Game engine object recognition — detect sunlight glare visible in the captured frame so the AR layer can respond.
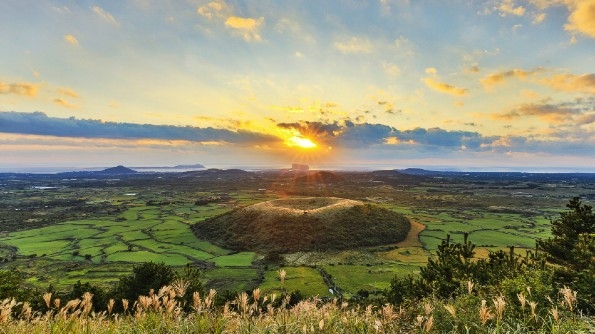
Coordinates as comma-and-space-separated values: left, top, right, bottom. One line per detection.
287, 135, 318, 149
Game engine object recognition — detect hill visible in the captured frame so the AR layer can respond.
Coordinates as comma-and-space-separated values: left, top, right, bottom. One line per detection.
100, 165, 138, 174
192, 197, 410, 253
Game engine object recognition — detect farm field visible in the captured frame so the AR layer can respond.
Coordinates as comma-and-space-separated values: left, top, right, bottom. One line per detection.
1, 168, 594, 297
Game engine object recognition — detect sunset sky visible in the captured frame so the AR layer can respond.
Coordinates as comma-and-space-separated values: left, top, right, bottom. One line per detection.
1, 0, 595, 171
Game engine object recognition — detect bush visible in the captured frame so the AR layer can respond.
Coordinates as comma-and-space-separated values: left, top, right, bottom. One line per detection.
112, 262, 175, 302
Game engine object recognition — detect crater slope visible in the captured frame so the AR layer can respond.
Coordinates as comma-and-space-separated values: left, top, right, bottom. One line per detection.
192, 197, 410, 253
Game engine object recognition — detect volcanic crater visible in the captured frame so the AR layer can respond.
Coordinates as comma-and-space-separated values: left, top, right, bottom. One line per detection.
192, 197, 411, 253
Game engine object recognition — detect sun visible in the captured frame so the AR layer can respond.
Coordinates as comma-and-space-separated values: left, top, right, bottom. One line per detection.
287, 135, 317, 149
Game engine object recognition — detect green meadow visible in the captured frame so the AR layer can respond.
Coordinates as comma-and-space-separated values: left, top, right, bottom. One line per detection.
0, 170, 576, 297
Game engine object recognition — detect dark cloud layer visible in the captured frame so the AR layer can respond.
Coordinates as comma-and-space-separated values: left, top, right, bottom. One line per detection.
0, 111, 278, 144
3, 112, 595, 159
277, 121, 342, 137
277, 120, 495, 149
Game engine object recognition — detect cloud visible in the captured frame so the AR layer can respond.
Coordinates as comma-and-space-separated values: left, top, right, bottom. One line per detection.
576, 112, 595, 125
58, 87, 79, 98
425, 67, 438, 75
481, 68, 543, 88
276, 120, 494, 150
277, 121, 343, 138
53, 98, 78, 109
92, 6, 119, 26
224, 16, 265, 42
497, 0, 526, 16
393, 35, 414, 56
532, 12, 546, 24
0, 111, 279, 145
333, 36, 373, 54
275, 18, 316, 44
64, 34, 78, 45
197, 1, 264, 42
481, 67, 595, 94
197, 0, 231, 19
491, 99, 591, 123
564, 0, 595, 38
493, 103, 580, 124
0, 82, 39, 96
423, 78, 468, 96
540, 73, 595, 94
527, 0, 595, 39
383, 62, 400, 76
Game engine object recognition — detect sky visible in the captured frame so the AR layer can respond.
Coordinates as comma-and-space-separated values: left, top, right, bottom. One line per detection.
1, 0, 595, 171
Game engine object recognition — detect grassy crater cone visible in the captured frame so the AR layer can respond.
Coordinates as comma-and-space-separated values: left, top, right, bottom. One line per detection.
192, 197, 410, 253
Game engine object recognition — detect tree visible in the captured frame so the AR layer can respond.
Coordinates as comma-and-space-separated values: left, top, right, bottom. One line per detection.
538, 197, 595, 312
112, 262, 175, 302
0, 269, 23, 299
385, 233, 544, 305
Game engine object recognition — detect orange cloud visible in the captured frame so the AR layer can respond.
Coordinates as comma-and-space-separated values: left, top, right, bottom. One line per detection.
541, 73, 595, 94
497, 0, 526, 16
481, 136, 513, 148
0, 82, 39, 96
492, 103, 579, 123
565, 0, 595, 38
423, 78, 468, 96
383, 136, 415, 145
58, 87, 79, 98
53, 98, 78, 109
224, 16, 264, 42
425, 67, 438, 75
481, 68, 543, 88
576, 112, 595, 125
64, 34, 78, 45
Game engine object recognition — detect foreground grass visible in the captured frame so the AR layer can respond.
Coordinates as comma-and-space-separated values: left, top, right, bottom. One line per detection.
1, 284, 592, 333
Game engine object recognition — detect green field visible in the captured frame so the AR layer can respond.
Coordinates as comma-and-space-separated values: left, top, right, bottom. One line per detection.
0, 196, 554, 292
0, 170, 575, 296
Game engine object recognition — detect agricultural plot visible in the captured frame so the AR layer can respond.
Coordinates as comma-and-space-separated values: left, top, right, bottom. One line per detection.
259, 266, 331, 297
322, 263, 420, 296
204, 267, 260, 292
0, 169, 587, 297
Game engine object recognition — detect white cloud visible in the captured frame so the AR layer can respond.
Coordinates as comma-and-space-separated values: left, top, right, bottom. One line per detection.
92, 6, 119, 26
334, 36, 373, 54
383, 63, 400, 76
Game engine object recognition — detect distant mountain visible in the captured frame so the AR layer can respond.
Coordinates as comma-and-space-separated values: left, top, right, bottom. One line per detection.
100, 165, 138, 174
399, 168, 439, 175
172, 164, 205, 169
133, 164, 205, 170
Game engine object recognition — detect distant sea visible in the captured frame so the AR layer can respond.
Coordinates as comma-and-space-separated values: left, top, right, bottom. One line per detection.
1, 163, 594, 174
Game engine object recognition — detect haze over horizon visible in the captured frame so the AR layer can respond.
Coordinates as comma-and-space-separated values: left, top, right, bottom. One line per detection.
1, 1, 595, 171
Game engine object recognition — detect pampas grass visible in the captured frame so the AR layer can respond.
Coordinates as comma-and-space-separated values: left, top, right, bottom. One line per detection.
0, 286, 592, 333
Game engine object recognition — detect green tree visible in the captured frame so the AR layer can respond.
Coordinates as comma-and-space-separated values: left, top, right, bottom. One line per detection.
385, 234, 544, 305
0, 268, 23, 299
538, 197, 595, 312
112, 262, 175, 302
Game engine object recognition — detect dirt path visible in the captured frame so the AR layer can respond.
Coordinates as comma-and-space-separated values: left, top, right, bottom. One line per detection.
395, 220, 426, 248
